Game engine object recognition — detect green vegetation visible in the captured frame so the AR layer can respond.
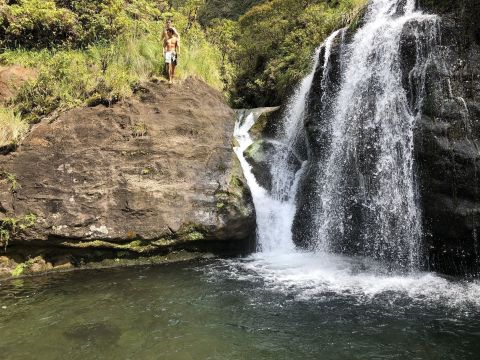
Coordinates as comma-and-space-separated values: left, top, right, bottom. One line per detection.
0, 0, 368, 139
198, 0, 263, 25
0, 106, 28, 148
0, 0, 223, 123
0, 171, 19, 192
0, 213, 37, 251
131, 122, 148, 137
219, 0, 368, 107
11, 258, 35, 277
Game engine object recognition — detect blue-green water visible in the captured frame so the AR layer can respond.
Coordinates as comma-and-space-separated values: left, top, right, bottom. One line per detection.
1, 253, 479, 360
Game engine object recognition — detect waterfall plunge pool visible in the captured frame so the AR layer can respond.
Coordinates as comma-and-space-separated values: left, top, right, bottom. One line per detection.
1, 253, 479, 359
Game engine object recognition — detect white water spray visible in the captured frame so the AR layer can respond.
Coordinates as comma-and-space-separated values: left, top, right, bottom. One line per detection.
314, 0, 439, 269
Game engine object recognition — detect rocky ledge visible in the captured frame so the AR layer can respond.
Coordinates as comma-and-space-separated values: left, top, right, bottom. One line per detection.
0, 78, 255, 277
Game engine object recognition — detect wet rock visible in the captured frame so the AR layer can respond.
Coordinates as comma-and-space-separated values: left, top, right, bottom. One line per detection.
248, 107, 281, 141
28, 257, 54, 273
414, 0, 480, 275
244, 139, 302, 193
51, 255, 74, 270
0, 256, 17, 277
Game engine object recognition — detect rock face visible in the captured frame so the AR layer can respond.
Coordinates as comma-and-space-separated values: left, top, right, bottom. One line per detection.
0, 78, 255, 267
0, 65, 36, 104
245, 139, 302, 193
241, 106, 303, 193
415, 0, 480, 275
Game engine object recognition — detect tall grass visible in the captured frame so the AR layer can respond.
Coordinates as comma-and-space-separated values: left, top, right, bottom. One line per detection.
179, 41, 223, 90
0, 107, 29, 148
1, 32, 223, 122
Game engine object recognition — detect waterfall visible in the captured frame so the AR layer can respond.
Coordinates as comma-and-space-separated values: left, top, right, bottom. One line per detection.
234, 30, 341, 253
313, 0, 438, 270
235, 0, 439, 271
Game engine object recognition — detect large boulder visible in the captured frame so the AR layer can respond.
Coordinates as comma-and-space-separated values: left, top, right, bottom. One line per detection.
0, 78, 255, 266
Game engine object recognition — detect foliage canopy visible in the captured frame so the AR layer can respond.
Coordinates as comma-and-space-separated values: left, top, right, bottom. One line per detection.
0, 0, 368, 121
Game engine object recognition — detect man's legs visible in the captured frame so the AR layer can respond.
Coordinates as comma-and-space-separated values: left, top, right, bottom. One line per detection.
168, 63, 174, 84
171, 63, 176, 81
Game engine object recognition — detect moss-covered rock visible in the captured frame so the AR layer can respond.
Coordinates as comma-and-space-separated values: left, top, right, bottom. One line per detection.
249, 107, 281, 141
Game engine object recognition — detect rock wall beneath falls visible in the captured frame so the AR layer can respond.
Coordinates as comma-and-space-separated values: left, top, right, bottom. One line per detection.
415, 0, 480, 275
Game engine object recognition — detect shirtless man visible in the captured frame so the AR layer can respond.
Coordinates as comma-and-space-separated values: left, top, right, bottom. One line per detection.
164, 28, 180, 84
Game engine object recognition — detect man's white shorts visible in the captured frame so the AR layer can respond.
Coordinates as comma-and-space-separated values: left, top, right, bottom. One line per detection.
165, 51, 176, 64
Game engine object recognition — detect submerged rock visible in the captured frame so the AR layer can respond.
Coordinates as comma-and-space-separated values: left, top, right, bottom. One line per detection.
0, 78, 255, 271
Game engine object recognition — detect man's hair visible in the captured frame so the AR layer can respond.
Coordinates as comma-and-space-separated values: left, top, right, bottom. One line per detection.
167, 28, 174, 34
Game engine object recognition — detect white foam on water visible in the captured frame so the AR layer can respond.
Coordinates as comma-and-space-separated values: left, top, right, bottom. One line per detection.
212, 252, 480, 308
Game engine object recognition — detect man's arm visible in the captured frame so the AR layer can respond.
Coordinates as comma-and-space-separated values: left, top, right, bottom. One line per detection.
176, 39, 180, 56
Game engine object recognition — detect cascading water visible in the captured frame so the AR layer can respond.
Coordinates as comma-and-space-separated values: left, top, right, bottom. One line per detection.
310, 0, 440, 270
234, 109, 297, 253
229, 0, 480, 305
234, 30, 341, 253
236, 0, 439, 269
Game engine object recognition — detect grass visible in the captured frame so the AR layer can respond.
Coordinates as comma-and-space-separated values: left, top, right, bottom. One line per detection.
0, 31, 223, 123
179, 39, 223, 90
0, 33, 223, 149
0, 107, 29, 148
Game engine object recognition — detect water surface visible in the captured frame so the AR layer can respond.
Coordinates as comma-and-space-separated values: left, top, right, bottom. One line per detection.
1, 254, 479, 360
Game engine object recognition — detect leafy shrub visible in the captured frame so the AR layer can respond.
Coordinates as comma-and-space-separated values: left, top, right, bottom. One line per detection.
225, 0, 368, 107
0, 0, 171, 49
0, 213, 37, 251
198, 0, 262, 25
0, 0, 80, 49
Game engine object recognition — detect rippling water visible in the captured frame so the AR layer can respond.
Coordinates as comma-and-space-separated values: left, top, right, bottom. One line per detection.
0, 256, 479, 359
